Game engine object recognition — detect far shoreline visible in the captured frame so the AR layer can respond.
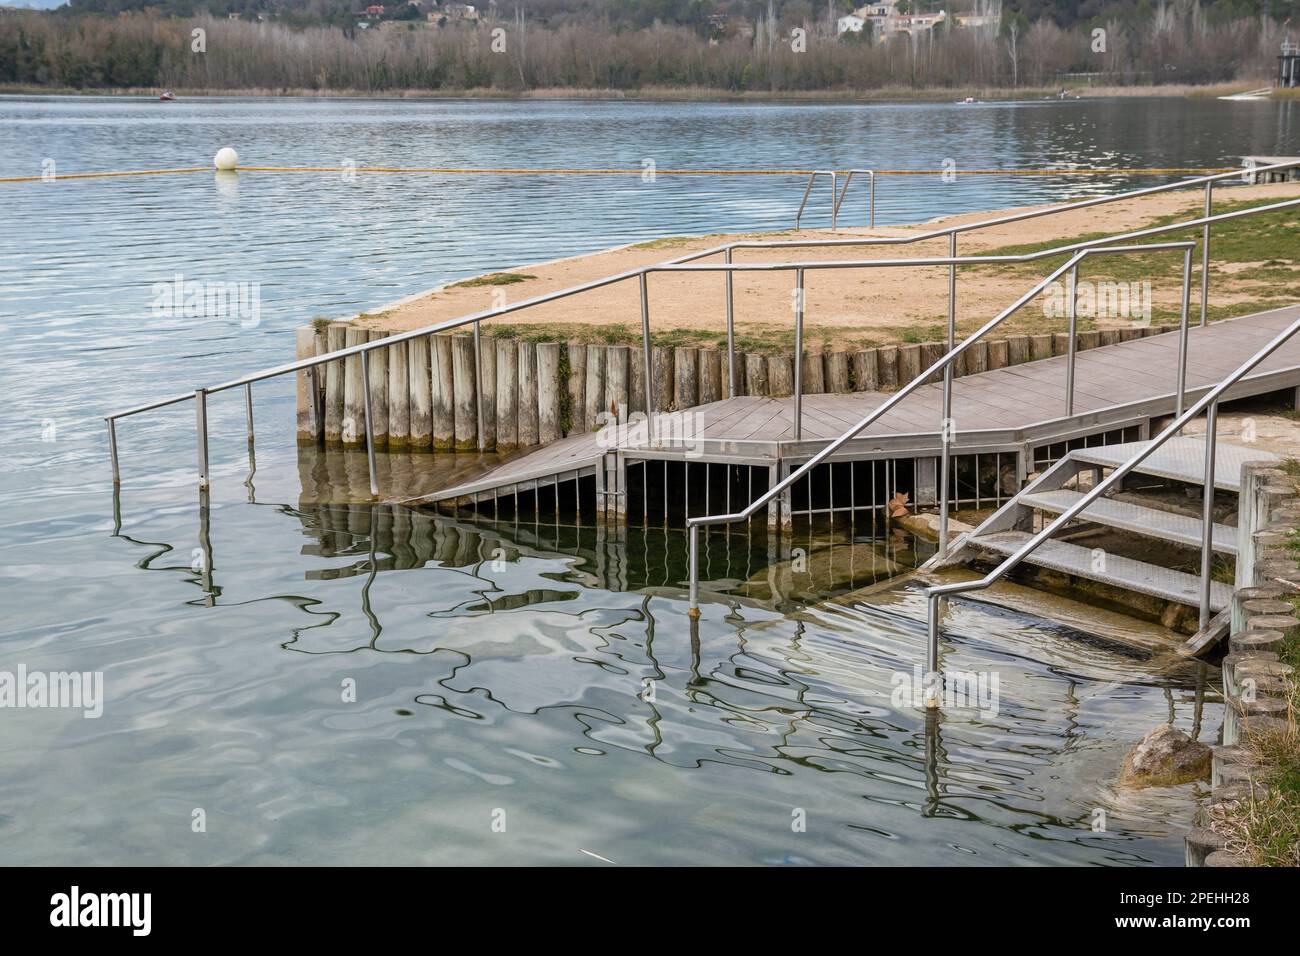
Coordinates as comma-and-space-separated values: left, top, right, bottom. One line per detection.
0, 81, 1288, 103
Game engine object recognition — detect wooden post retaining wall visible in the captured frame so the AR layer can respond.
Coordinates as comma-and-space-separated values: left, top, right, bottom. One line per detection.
297, 323, 1179, 452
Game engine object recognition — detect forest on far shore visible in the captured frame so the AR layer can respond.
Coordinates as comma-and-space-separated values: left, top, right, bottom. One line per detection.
1, 0, 1295, 93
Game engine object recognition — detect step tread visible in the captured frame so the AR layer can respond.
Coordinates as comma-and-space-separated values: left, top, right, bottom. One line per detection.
969, 529, 1233, 611
1018, 489, 1238, 556
1067, 437, 1277, 492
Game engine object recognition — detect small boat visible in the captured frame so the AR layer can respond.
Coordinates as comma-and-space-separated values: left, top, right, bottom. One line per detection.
960, 96, 977, 104
159, 90, 176, 102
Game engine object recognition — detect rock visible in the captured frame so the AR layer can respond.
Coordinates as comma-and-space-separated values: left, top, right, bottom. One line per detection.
1120, 724, 1212, 788
893, 512, 974, 541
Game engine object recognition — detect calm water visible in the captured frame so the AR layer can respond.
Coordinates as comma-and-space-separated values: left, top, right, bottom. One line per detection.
2, 95, 1291, 865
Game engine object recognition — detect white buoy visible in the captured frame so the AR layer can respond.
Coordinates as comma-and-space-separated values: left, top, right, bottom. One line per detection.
213, 147, 238, 171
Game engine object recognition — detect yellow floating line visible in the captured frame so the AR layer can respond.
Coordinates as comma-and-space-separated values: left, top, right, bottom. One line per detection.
0, 167, 209, 183
0, 165, 1238, 184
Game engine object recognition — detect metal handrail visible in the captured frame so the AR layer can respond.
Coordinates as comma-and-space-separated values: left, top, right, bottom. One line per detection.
681, 240, 1199, 617
834, 169, 876, 229
921, 307, 1300, 705
105, 164, 1299, 499
793, 168, 876, 230
794, 170, 837, 230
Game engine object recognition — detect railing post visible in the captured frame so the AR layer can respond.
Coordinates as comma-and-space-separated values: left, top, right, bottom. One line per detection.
724, 248, 736, 398
473, 319, 485, 451
194, 387, 209, 490
830, 172, 838, 230
868, 171, 875, 228
793, 267, 805, 441
1176, 246, 1193, 416
938, 232, 956, 554
925, 593, 941, 709
640, 271, 657, 445
1200, 180, 1212, 327
107, 418, 120, 484
244, 382, 254, 447
360, 350, 379, 499
1065, 262, 1078, 415
795, 174, 816, 230
1198, 400, 1219, 631
687, 523, 701, 619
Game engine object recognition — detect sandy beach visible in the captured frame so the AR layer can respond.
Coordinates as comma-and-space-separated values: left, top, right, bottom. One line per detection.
355, 180, 1300, 352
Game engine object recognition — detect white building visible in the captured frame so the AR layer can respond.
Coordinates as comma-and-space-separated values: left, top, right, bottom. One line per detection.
837, 14, 866, 34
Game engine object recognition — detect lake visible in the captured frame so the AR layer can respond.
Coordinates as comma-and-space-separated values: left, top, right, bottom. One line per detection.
1, 94, 1290, 865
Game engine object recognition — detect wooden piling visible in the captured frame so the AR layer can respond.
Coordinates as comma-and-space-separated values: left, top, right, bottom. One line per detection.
877, 346, 899, 390
699, 348, 722, 405
745, 352, 768, 396
898, 344, 922, 385
1030, 333, 1053, 361
965, 341, 988, 376
825, 352, 850, 393
733, 351, 748, 397
851, 349, 878, 392
1052, 332, 1070, 356
651, 346, 674, 414
296, 326, 320, 443
1007, 335, 1030, 365
451, 334, 478, 450
801, 351, 825, 394
409, 335, 432, 450
495, 338, 518, 451
767, 355, 794, 397
324, 323, 347, 445
628, 346, 647, 414
387, 336, 410, 450
367, 330, 389, 448
537, 342, 562, 444
1099, 329, 1121, 347
606, 345, 630, 422
584, 344, 606, 429
431, 334, 455, 451
674, 347, 699, 409
518, 341, 539, 447
987, 339, 1009, 370
567, 343, 586, 436
1078, 330, 1101, 351
919, 342, 944, 384
343, 327, 368, 447
479, 334, 496, 451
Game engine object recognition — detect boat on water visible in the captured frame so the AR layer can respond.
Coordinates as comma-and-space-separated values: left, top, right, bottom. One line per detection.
159, 90, 176, 102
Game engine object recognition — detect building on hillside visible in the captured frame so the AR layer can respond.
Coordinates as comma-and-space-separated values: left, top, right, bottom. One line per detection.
837, 14, 866, 34
443, 3, 479, 20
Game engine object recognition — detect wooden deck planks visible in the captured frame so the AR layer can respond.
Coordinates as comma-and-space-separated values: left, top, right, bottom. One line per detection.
408, 305, 1300, 504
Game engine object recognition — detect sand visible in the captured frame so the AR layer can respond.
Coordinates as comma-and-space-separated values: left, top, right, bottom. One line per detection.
356, 181, 1300, 350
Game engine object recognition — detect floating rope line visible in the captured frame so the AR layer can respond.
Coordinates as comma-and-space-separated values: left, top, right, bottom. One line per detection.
0, 165, 1239, 184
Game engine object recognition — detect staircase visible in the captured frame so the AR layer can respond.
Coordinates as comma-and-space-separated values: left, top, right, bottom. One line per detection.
927, 437, 1279, 623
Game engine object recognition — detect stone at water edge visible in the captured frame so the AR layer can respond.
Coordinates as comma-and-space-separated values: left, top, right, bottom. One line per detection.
1119, 724, 1212, 788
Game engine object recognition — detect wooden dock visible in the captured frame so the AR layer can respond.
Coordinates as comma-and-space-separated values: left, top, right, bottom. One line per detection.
402, 304, 1300, 525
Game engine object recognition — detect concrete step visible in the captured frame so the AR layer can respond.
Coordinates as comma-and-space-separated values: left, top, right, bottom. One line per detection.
1018, 489, 1238, 556
1067, 437, 1278, 493
969, 529, 1233, 611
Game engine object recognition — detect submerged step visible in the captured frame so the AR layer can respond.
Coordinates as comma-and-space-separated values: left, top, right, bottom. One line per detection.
1018, 489, 1237, 556
969, 529, 1233, 611
1067, 437, 1277, 492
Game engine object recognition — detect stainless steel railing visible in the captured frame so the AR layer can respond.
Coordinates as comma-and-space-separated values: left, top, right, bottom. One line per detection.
106, 163, 1299, 505
921, 308, 1300, 705
681, 239, 1199, 617
794, 168, 876, 230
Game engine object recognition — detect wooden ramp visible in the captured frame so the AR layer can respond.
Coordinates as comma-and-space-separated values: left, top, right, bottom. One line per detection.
401, 304, 1300, 513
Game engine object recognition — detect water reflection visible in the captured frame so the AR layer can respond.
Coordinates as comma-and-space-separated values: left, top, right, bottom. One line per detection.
90, 442, 1220, 864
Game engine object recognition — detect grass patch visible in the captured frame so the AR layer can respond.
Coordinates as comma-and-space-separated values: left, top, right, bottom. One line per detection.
449, 272, 536, 288
1209, 697, 1300, 866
